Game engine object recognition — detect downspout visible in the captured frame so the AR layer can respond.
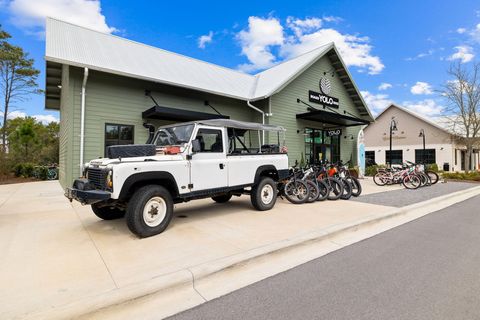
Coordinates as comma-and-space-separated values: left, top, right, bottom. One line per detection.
247, 100, 265, 145
80, 67, 89, 177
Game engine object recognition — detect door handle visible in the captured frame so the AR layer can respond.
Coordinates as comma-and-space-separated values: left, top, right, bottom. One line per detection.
219, 163, 225, 169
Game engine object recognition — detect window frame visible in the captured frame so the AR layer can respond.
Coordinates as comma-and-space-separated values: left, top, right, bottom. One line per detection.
194, 128, 224, 153
414, 149, 436, 164
385, 150, 403, 165
104, 123, 135, 156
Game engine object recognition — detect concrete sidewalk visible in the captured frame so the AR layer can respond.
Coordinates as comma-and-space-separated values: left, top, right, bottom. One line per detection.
0, 180, 478, 319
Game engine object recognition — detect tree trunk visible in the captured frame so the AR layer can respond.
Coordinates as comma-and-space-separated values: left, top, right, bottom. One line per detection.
465, 147, 472, 172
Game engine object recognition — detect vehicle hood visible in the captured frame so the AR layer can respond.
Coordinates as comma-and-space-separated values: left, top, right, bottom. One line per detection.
88, 154, 184, 167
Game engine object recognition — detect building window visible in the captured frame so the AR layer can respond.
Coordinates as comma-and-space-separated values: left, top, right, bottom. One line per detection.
365, 151, 375, 165
385, 150, 403, 165
415, 149, 436, 164
195, 128, 223, 152
105, 124, 134, 155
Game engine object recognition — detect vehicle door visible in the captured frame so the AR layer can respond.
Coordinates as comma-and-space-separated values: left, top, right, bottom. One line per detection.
189, 126, 228, 191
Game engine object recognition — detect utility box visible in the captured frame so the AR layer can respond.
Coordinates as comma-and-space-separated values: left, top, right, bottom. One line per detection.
443, 162, 450, 172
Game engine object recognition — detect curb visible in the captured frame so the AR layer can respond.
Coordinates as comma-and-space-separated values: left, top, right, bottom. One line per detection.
27, 185, 480, 320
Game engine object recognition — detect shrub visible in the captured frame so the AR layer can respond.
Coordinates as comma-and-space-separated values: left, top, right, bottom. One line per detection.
13, 163, 24, 177
365, 165, 378, 176
427, 163, 439, 172
22, 163, 35, 178
442, 171, 480, 181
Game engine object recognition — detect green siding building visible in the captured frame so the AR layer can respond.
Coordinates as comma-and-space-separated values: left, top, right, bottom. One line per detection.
44, 18, 374, 189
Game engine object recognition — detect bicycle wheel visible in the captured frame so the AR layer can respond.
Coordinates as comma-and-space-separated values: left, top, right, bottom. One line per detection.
316, 179, 329, 202
326, 178, 344, 200
340, 179, 353, 200
418, 172, 431, 187
305, 180, 320, 203
284, 180, 309, 204
373, 172, 388, 186
402, 174, 421, 189
427, 171, 439, 185
346, 176, 362, 197
47, 169, 58, 180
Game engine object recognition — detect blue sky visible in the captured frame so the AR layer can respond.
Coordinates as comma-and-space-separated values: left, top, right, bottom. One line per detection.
0, 0, 479, 123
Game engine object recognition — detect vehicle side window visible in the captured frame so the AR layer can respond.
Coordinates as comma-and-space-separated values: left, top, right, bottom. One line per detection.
195, 129, 223, 153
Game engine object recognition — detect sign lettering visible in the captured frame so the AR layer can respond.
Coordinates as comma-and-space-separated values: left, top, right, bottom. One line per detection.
308, 90, 339, 108
326, 129, 342, 137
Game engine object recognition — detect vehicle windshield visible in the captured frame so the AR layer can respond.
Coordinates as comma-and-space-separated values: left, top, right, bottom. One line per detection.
153, 124, 194, 147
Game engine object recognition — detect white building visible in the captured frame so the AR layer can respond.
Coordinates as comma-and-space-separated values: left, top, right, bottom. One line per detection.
364, 104, 480, 171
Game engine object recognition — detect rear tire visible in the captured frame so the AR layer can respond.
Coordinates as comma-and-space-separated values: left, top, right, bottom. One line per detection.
251, 177, 277, 211
126, 185, 174, 238
340, 179, 353, 200
212, 194, 232, 203
346, 177, 362, 197
326, 178, 343, 200
427, 171, 439, 185
91, 204, 125, 220
316, 179, 329, 201
306, 180, 320, 203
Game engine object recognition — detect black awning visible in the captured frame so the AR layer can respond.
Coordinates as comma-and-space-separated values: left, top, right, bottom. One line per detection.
296, 108, 370, 128
142, 106, 229, 121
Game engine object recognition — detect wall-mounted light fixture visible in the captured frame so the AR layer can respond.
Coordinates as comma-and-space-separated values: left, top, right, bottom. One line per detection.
323, 68, 335, 77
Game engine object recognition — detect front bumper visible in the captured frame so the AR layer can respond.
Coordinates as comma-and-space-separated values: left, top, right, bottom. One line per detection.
65, 178, 111, 205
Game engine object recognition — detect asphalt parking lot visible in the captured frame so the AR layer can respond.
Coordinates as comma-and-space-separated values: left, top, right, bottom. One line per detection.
352, 181, 475, 207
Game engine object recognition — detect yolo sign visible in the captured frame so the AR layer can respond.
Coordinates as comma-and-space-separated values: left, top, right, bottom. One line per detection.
325, 129, 342, 137
308, 90, 339, 108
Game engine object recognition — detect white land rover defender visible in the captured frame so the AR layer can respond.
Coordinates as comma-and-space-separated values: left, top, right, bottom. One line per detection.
66, 119, 289, 238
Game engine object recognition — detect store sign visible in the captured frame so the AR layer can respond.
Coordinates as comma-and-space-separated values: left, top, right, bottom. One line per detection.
325, 129, 342, 137
308, 90, 340, 108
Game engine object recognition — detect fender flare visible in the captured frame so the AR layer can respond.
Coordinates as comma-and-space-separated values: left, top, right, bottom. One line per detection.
254, 165, 278, 184
118, 171, 179, 200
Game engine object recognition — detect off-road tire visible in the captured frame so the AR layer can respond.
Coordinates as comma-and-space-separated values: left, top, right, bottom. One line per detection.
326, 177, 344, 200
91, 204, 125, 220
306, 180, 320, 203
251, 177, 277, 211
283, 180, 309, 204
316, 179, 329, 201
340, 178, 353, 200
126, 185, 174, 238
212, 194, 232, 203
346, 176, 362, 197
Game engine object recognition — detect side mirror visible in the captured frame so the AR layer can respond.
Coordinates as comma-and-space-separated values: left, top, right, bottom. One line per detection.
191, 139, 201, 153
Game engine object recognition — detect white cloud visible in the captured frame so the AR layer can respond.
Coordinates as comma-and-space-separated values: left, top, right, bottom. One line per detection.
378, 82, 392, 90
34, 114, 59, 124
360, 91, 393, 115
198, 31, 213, 49
405, 49, 434, 61
448, 45, 474, 63
457, 28, 466, 34
235, 16, 384, 74
281, 28, 384, 74
471, 23, 480, 43
6, 0, 116, 37
2, 110, 59, 124
410, 81, 433, 95
236, 16, 284, 72
286, 16, 322, 37
403, 99, 444, 117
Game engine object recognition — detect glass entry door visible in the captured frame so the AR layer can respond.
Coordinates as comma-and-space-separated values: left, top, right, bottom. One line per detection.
304, 128, 340, 164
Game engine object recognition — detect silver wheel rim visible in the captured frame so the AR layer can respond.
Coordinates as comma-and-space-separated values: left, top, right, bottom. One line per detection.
261, 184, 274, 204
143, 196, 167, 227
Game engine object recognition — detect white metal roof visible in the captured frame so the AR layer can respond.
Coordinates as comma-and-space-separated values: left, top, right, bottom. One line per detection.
45, 17, 369, 117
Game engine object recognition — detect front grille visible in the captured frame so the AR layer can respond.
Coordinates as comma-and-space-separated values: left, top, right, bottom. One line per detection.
88, 168, 107, 189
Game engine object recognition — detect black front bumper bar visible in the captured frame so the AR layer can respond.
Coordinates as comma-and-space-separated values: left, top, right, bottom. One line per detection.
65, 179, 111, 205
